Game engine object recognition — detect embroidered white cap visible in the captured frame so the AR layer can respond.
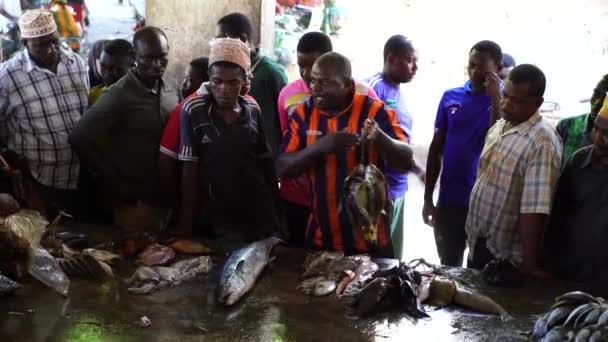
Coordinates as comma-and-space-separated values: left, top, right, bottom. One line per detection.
19, 10, 58, 39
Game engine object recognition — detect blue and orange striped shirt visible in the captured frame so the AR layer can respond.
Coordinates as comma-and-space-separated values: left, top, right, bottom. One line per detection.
280, 93, 409, 255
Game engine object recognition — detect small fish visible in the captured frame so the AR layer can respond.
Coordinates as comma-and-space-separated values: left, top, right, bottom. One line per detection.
168, 239, 212, 255
542, 327, 566, 342
452, 285, 510, 321
57, 253, 113, 280
597, 309, 608, 326
314, 280, 337, 296
575, 327, 591, 342
297, 276, 327, 295
137, 244, 175, 266
336, 270, 355, 296
532, 316, 547, 341
545, 305, 575, 331
83, 249, 121, 266
0, 273, 21, 295
556, 291, 599, 306
341, 261, 379, 298
217, 237, 282, 306
127, 256, 212, 295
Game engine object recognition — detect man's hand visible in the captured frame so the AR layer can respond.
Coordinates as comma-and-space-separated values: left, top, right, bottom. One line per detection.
422, 200, 436, 227
315, 129, 359, 154
484, 72, 502, 99
362, 118, 381, 141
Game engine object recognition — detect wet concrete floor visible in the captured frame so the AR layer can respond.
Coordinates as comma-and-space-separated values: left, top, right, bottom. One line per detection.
0, 223, 588, 342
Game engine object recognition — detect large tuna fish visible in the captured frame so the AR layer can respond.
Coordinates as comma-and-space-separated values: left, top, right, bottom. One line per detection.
217, 237, 282, 306
341, 161, 390, 246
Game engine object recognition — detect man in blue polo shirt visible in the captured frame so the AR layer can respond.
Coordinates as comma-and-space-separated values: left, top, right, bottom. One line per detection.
366, 34, 424, 260
422, 40, 503, 267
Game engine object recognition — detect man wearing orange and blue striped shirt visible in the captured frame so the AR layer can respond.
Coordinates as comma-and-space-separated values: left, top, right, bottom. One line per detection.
277, 52, 414, 256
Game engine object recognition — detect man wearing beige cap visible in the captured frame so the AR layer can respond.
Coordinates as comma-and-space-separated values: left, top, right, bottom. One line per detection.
0, 9, 89, 217
70, 26, 179, 227
172, 38, 282, 243
544, 94, 608, 286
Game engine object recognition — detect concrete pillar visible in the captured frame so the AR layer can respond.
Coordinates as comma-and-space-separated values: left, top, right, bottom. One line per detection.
146, 0, 276, 80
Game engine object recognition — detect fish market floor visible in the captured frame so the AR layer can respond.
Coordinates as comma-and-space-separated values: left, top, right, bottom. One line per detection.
0, 224, 585, 342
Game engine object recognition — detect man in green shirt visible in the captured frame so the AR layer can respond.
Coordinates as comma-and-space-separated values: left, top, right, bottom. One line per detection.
556, 74, 608, 162
70, 27, 179, 217
88, 39, 134, 105
216, 12, 288, 157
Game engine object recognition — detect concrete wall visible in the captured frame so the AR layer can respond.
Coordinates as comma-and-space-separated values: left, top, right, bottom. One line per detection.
146, 0, 275, 80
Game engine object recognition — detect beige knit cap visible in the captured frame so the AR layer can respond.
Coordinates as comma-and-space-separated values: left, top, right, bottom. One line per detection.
19, 10, 57, 39
208, 38, 251, 73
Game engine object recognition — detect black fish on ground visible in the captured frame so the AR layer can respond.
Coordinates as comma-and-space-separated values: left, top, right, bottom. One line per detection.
0, 273, 20, 295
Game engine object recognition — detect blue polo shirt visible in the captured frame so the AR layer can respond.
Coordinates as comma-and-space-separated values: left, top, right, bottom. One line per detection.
366, 73, 413, 200
435, 81, 493, 207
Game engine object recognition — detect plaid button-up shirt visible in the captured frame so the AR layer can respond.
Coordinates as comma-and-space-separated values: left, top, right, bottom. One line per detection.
465, 113, 562, 264
0, 49, 89, 189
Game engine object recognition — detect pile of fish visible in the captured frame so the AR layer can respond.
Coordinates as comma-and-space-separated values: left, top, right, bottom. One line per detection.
298, 253, 510, 320
341, 159, 390, 246
217, 237, 283, 306
531, 291, 608, 342
126, 256, 213, 295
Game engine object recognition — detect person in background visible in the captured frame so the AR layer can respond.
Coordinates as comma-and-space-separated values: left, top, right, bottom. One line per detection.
366, 34, 424, 260
499, 53, 516, 81
423, 40, 503, 267
544, 95, 608, 286
181, 57, 209, 99
556, 74, 608, 163
70, 27, 179, 228
0, 0, 24, 31
0, 10, 89, 217
217, 12, 288, 158
466, 64, 562, 279
88, 39, 134, 105
277, 31, 377, 245
175, 38, 281, 243
277, 52, 414, 256
159, 57, 210, 215
87, 39, 109, 88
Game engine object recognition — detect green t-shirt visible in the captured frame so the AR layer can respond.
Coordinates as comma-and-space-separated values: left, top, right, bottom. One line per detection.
249, 56, 288, 158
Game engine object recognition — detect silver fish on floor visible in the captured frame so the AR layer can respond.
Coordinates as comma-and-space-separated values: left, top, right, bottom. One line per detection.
126, 256, 213, 295
217, 237, 283, 306
0, 273, 21, 295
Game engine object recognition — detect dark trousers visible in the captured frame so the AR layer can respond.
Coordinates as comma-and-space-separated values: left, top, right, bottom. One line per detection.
33, 180, 86, 220
433, 203, 468, 267
467, 238, 494, 270
281, 199, 310, 247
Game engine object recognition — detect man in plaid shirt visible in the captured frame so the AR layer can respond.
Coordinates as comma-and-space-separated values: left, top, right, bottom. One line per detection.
465, 64, 562, 279
0, 10, 88, 215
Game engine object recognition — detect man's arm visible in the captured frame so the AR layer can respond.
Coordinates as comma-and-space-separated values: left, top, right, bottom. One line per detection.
485, 72, 502, 126
171, 103, 201, 237
422, 129, 446, 226
519, 213, 550, 278
363, 119, 413, 173
519, 140, 562, 278
175, 161, 198, 237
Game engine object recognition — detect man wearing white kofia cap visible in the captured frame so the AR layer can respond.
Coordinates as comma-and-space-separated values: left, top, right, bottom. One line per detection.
0, 9, 89, 217
171, 38, 283, 242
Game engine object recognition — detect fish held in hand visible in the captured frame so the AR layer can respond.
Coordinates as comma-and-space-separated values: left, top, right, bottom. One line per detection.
341, 163, 389, 246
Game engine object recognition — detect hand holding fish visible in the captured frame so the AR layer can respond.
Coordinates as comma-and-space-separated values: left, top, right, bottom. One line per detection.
315, 129, 359, 154
361, 119, 380, 142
